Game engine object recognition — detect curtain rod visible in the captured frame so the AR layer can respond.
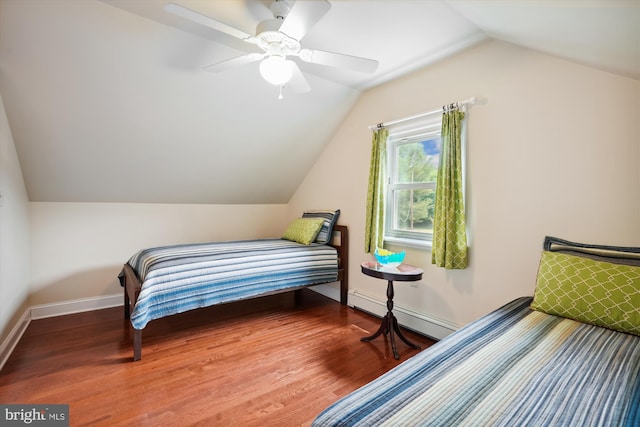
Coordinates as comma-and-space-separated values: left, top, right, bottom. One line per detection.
368, 96, 486, 130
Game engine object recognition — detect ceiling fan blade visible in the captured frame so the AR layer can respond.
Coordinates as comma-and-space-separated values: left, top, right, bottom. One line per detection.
203, 54, 263, 73
288, 61, 311, 93
164, 3, 253, 41
278, 0, 331, 41
299, 49, 378, 73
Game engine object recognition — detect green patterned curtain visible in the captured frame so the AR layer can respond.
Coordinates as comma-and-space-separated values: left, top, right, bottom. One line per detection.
364, 127, 388, 253
432, 109, 468, 269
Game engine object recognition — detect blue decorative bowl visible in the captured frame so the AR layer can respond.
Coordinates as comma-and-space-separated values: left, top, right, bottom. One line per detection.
374, 249, 406, 269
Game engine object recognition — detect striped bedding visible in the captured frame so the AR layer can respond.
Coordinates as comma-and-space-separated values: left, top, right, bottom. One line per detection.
127, 239, 338, 330
312, 297, 640, 427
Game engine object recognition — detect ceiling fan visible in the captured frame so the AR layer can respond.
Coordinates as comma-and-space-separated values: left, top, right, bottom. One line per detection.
164, 0, 379, 94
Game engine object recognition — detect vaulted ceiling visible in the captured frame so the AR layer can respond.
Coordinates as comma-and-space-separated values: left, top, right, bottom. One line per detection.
1, 0, 638, 204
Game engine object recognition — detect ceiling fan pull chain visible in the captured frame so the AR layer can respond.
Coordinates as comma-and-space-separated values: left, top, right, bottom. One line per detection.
279, 85, 284, 100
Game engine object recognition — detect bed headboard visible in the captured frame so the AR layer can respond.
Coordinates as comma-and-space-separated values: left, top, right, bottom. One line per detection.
544, 236, 640, 266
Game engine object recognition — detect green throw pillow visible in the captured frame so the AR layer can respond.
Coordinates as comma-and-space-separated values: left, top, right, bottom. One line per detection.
282, 218, 325, 245
531, 251, 640, 335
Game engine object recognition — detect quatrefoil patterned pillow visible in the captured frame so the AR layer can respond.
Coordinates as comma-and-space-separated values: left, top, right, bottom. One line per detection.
531, 250, 640, 335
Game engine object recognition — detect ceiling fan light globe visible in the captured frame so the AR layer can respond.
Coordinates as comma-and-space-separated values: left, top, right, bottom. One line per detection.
259, 56, 294, 85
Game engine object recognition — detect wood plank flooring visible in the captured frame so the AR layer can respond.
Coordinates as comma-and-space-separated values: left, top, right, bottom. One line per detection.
0, 289, 435, 426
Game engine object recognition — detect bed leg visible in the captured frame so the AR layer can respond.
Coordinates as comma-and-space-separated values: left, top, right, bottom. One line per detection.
340, 281, 348, 306
124, 287, 131, 320
134, 329, 142, 361
338, 226, 348, 306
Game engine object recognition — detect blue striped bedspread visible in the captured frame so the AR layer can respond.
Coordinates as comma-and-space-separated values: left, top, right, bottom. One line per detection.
127, 239, 338, 330
313, 297, 640, 427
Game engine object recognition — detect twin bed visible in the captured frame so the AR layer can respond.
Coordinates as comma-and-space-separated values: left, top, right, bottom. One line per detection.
120, 223, 639, 426
313, 236, 639, 426
119, 210, 347, 361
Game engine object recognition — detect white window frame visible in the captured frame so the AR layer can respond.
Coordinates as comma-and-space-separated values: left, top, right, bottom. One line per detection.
384, 114, 443, 249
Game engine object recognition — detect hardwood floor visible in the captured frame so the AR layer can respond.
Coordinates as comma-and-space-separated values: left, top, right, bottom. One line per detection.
0, 289, 435, 426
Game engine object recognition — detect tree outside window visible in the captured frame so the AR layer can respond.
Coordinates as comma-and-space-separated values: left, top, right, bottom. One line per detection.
386, 135, 441, 245
397, 139, 439, 232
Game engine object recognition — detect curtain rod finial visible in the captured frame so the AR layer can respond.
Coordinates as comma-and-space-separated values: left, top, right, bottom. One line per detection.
471, 96, 488, 106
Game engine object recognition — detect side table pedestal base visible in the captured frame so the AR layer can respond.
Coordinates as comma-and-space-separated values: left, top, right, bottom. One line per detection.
360, 279, 421, 360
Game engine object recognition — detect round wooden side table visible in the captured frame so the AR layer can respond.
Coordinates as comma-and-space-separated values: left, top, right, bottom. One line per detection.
360, 261, 423, 360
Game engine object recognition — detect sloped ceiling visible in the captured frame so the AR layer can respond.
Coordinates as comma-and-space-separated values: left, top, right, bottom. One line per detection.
0, 0, 638, 204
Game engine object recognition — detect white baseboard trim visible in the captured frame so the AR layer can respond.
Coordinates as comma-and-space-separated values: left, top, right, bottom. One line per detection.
30, 293, 123, 320
348, 289, 460, 340
309, 282, 342, 302
0, 308, 31, 372
1, 293, 124, 371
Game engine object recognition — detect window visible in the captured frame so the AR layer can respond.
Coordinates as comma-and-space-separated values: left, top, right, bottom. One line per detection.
384, 114, 442, 247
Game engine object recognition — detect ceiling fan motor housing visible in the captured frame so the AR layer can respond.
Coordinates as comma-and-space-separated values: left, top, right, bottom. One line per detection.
255, 20, 301, 56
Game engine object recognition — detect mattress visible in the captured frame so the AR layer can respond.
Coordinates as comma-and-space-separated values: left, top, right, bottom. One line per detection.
312, 297, 640, 427
127, 238, 338, 330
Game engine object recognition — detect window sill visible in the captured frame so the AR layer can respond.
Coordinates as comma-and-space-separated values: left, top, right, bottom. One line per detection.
384, 236, 432, 251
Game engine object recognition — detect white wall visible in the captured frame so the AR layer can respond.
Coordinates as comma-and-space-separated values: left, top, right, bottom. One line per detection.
288, 40, 640, 332
29, 203, 289, 305
0, 94, 30, 343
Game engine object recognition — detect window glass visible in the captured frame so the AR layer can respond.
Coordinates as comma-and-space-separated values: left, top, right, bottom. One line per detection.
385, 123, 442, 246
396, 138, 439, 183
393, 188, 436, 235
